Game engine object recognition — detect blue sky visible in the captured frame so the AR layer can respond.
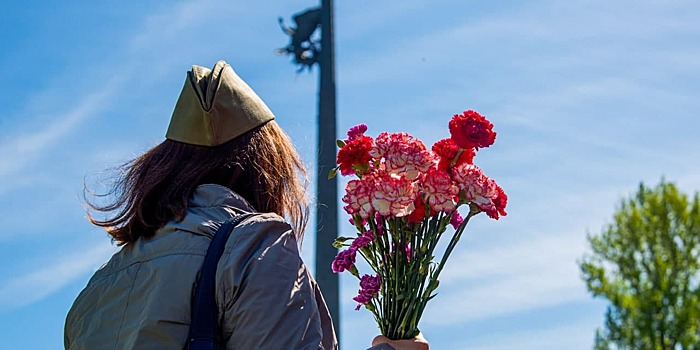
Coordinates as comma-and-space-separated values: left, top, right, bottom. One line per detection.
1, 0, 699, 349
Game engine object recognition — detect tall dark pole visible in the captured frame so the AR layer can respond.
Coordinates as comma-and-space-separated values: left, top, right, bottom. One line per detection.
316, 0, 340, 340
275, 1, 339, 342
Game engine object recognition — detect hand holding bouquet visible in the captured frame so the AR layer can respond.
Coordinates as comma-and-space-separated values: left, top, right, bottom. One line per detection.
330, 110, 507, 340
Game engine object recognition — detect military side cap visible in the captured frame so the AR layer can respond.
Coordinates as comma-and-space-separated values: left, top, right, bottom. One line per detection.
166, 60, 275, 146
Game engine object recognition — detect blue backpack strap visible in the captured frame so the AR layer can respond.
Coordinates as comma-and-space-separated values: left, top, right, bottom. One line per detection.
187, 213, 255, 350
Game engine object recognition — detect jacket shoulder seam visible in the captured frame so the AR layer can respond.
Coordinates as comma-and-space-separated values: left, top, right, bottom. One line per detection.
96, 250, 207, 277
113, 263, 142, 350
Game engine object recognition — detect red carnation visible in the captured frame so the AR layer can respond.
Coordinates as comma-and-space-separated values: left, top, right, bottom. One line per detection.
337, 135, 373, 176
448, 110, 496, 150
432, 138, 475, 171
406, 197, 436, 224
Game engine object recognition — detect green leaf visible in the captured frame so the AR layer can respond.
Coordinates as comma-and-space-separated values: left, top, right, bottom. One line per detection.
328, 166, 338, 179
336, 139, 346, 148
332, 236, 354, 248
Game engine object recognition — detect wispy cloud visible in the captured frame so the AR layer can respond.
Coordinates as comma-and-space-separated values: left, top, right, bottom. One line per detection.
0, 242, 117, 310
0, 0, 236, 195
424, 233, 589, 325
1, 0, 698, 349
128, 0, 216, 52
0, 79, 122, 194
338, 0, 700, 94
464, 318, 598, 350
0, 0, 238, 302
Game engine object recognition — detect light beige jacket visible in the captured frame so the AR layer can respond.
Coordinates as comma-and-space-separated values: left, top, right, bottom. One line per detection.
65, 184, 338, 350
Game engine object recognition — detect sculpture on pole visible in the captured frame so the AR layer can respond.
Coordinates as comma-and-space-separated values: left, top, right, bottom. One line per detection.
277, 8, 321, 72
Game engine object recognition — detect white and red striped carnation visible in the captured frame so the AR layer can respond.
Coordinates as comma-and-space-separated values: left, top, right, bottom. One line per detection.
451, 163, 507, 219
423, 168, 459, 212
370, 132, 434, 180
342, 179, 373, 220
369, 171, 418, 217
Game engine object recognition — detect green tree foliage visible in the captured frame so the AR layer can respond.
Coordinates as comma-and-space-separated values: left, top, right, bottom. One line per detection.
580, 181, 700, 350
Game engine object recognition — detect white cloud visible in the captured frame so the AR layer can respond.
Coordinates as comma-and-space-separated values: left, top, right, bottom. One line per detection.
335, 0, 436, 40
0, 242, 117, 310
464, 319, 597, 350
0, 0, 243, 195
1, 0, 699, 349
128, 0, 217, 52
0, 0, 250, 298
424, 234, 590, 325
0, 81, 120, 180
338, 0, 700, 89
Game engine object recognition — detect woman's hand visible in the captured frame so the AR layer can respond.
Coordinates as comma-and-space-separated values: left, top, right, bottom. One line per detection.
372, 333, 429, 350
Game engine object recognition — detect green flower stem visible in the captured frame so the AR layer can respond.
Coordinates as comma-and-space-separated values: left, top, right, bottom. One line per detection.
432, 211, 477, 287
392, 217, 402, 338
375, 216, 394, 336
358, 250, 379, 277
367, 215, 387, 327
361, 207, 474, 340
449, 148, 464, 169
409, 213, 447, 335
402, 215, 433, 335
397, 223, 414, 337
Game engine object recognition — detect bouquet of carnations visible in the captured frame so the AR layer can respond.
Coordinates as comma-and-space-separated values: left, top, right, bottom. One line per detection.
330, 110, 507, 340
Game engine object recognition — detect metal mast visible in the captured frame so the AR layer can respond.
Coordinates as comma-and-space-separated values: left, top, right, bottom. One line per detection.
276, 0, 340, 340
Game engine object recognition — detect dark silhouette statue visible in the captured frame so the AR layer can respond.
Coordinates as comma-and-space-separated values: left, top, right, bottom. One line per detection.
277, 8, 321, 72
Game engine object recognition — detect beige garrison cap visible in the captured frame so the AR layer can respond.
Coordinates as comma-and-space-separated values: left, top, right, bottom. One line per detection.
166, 60, 275, 146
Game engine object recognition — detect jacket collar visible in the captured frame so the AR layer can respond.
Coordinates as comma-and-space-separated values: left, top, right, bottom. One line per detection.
188, 183, 256, 211
158, 184, 256, 238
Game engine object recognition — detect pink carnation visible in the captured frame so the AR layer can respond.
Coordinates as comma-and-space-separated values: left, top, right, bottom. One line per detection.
353, 274, 381, 310
342, 179, 373, 220
332, 248, 357, 273
351, 230, 375, 250
374, 213, 385, 236
450, 211, 464, 229
451, 163, 508, 220
345, 124, 368, 142
423, 168, 459, 212
348, 216, 368, 227
369, 171, 418, 217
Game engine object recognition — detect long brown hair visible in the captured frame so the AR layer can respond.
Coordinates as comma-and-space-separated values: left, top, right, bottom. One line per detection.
86, 121, 309, 245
